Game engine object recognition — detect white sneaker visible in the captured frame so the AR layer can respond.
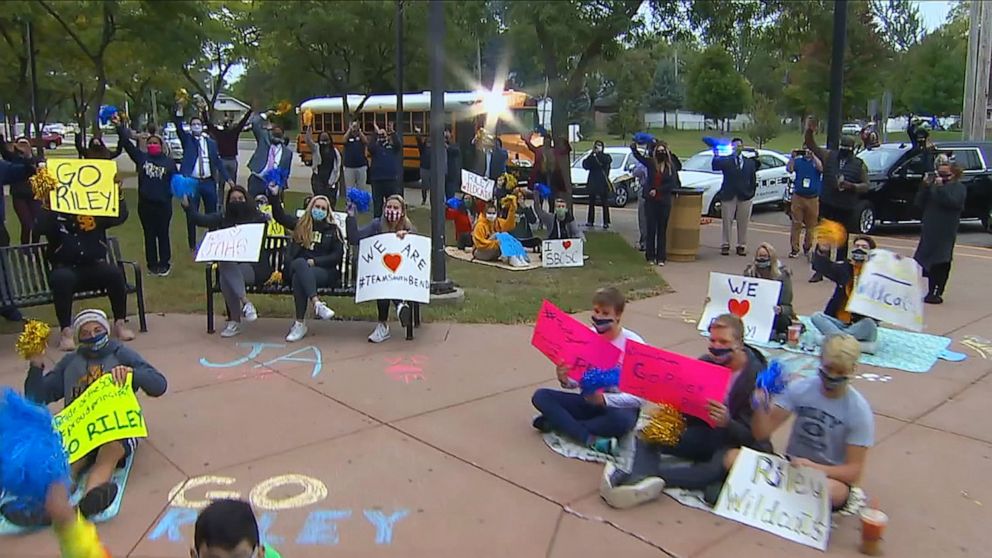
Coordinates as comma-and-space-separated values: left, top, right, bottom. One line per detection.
601, 476, 666, 510
242, 301, 258, 322
220, 321, 242, 338
368, 323, 391, 343
314, 300, 335, 320
286, 321, 308, 342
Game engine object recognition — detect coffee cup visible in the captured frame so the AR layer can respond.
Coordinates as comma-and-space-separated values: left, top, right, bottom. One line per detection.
787, 323, 802, 347
859, 508, 888, 555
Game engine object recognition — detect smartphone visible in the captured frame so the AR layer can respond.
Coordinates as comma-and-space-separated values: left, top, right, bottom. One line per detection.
791, 149, 804, 158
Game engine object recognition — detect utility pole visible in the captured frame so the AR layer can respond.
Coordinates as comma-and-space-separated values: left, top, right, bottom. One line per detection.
963, 0, 992, 141
826, 0, 848, 150
395, 0, 404, 147
428, 0, 453, 294
26, 21, 42, 158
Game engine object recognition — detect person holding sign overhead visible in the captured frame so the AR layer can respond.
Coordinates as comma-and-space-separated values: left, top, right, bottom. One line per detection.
266, 186, 344, 342
1, 309, 167, 527
810, 235, 879, 354
113, 115, 177, 276
74, 132, 123, 161
346, 194, 416, 344
174, 102, 232, 252
531, 287, 643, 456
35, 188, 133, 351
742, 242, 796, 342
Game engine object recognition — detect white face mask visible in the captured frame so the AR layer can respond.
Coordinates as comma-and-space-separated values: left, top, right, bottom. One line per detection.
485, 212, 497, 222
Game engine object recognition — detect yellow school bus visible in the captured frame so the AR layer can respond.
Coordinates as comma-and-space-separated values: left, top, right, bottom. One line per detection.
296, 90, 540, 180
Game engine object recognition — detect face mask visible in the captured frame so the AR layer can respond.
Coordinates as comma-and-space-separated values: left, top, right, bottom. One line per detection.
485, 212, 497, 222
271, 136, 284, 145
839, 148, 852, 157
708, 346, 734, 363
554, 207, 567, 220
754, 258, 772, 269
227, 200, 248, 217
311, 208, 328, 221
851, 248, 868, 262
78, 331, 109, 352
191, 124, 203, 135
818, 367, 849, 391
384, 208, 402, 223
591, 316, 615, 334
319, 140, 330, 146
147, 144, 162, 156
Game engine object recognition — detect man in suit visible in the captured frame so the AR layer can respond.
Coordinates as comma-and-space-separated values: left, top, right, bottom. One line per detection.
711, 138, 761, 256
246, 112, 294, 197
173, 108, 232, 251
473, 133, 508, 181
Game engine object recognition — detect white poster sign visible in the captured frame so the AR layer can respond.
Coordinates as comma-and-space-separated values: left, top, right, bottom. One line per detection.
195, 223, 265, 263
714, 448, 831, 551
355, 233, 431, 304
541, 239, 584, 268
699, 272, 783, 342
846, 249, 925, 331
461, 169, 495, 201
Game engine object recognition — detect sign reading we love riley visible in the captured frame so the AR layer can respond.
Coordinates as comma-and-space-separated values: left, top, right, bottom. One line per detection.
698, 272, 782, 342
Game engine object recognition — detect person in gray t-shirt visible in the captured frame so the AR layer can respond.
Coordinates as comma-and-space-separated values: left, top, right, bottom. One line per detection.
725, 333, 874, 510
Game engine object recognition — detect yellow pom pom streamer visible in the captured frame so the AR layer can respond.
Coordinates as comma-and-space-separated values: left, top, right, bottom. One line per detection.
16, 320, 50, 360
815, 219, 847, 248
639, 404, 686, 447
30, 166, 58, 203
264, 271, 283, 285
175, 88, 189, 105
302, 109, 314, 128
274, 100, 293, 116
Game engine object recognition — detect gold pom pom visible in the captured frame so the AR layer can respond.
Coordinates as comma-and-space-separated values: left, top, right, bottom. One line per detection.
815, 219, 847, 248
16, 320, 51, 360
175, 88, 189, 105
302, 108, 314, 127
639, 404, 686, 446
264, 271, 283, 285
30, 167, 58, 203
274, 100, 293, 116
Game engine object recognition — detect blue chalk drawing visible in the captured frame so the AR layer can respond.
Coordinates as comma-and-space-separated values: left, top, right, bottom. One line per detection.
363, 509, 409, 545
147, 507, 198, 542
258, 512, 285, 546
199, 342, 285, 368
199, 341, 324, 378
259, 345, 323, 378
296, 509, 352, 545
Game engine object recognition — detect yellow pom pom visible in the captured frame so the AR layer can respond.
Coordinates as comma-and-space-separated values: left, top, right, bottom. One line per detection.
815, 219, 847, 248
29, 167, 58, 203
639, 404, 686, 446
302, 109, 314, 127
15, 320, 51, 360
175, 88, 189, 105
275, 100, 293, 116
265, 271, 283, 285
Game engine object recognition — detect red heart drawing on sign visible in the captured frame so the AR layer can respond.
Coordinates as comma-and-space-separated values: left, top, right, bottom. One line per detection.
382, 253, 403, 273
728, 299, 750, 318
562, 240, 572, 250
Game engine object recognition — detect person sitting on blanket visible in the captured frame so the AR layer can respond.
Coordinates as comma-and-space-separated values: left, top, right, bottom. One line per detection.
810, 235, 880, 354
347, 194, 417, 344
509, 189, 542, 250
743, 242, 796, 342
471, 192, 520, 264
532, 189, 584, 241
266, 186, 345, 343
446, 193, 476, 250
600, 313, 769, 509
184, 185, 272, 338
1, 309, 168, 527
733, 333, 874, 512
531, 287, 643, 456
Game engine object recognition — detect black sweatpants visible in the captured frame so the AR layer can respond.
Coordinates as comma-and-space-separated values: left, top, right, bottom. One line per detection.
50, 262, 127, 328
644, 200, 672, 263
138, 200, 173, 270
371, 179, 400, 218
924, 261, 952, 296
586, 188, 611, 226
288, 258, 337, 320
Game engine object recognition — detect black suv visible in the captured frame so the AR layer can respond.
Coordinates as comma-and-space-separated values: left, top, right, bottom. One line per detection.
854, 141, 992, 234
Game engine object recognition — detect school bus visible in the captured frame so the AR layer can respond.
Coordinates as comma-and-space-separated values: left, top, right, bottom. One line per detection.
296, 90, 541, 181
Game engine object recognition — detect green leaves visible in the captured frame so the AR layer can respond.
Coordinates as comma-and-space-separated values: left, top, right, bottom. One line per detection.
685, 45, 749, 123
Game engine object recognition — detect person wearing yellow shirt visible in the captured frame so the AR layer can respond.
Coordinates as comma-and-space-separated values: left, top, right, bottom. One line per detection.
472, 193, 519, 262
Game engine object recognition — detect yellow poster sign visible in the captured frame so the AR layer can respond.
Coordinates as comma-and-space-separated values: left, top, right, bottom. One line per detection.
259, 205, 286, 236
47, 159, 120, 217
53, 373, 147, 463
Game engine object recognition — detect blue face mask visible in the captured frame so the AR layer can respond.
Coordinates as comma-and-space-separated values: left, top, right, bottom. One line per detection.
79, 332, 109, 352
591, 316, 614, 334
311, 208, 328, 221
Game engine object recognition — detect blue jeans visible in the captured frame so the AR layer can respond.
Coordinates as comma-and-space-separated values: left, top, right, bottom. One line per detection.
185, 178, 219, 250
531, 388, 638, 444
810, 312, 877, 342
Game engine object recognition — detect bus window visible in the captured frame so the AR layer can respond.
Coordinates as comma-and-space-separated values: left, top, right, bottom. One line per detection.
361, 112, 377, 132
511, 108, 538, 132
385, 112, 397, 128
330, 112, 344, 133
411, 112, 427, 133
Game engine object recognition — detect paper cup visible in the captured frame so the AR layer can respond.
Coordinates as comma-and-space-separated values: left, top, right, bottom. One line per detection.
860, 508, 888, 556
787, 324, 802, 347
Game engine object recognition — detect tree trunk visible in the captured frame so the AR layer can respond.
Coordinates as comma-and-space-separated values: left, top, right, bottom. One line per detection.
663, 111, 668, 129
90, 69, 108, 139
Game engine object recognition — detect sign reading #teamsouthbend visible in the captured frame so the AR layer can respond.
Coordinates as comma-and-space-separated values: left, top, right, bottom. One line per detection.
355, 233, 431, 304
53, 373, 148, 464
460, 169, 495, 201
48, 159, 120, 217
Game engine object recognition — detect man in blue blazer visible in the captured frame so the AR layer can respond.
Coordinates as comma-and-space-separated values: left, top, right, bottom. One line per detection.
473, 135, 508, 180
711, 138, 761, 256
173, 108, 232, 251
246, 112, 293, 197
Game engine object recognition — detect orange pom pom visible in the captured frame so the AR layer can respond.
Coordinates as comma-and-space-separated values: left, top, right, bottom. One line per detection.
815, 219, 847, 248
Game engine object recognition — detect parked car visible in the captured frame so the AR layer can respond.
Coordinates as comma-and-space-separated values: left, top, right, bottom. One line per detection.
841, 122, 863, 135
43, 123, 67, 136
853, 141, 992, 234
677, 149, 793, 216
568, 146, 641, 207
28, 132, 64, 150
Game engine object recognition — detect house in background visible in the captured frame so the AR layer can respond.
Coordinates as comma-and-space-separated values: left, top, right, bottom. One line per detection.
212, 94, 250, 124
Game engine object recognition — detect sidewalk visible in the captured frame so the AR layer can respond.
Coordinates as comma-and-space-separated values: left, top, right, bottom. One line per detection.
0, 223, 989, 557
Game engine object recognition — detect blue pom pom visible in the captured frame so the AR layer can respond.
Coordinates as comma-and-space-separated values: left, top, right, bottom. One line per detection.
0, 388, 70, 510
347, 187, 372, 213
632, 132, 655, 145
535, 182, 552, 200
262, 167, 290, 190
579, 366, 620, 395
98, 105, 118, 126
703, 136, 734, 156
446, 197, 464, 210
756, 360, 787, 395
170, 174, 198, 199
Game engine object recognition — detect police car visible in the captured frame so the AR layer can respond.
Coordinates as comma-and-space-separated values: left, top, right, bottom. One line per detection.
677, 149, 793, 216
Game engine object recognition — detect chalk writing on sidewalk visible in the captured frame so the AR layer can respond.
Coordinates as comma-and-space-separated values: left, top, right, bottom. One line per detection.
200, 342, 323, 378
384, 355, 427, 384
961, 335, 992, 359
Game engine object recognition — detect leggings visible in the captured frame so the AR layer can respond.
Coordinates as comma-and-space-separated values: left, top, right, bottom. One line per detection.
184, 178, 219, 250
924, 261, 952, 296
586, 188, 611, 226
137, 200, 172, 269
377, 299, 400, 322
49, 262, 127, 328
623, 437, 729, 490
371, 179, 399, 218
289, 258, 336, 320
12, 197, 42, 244
531, 388, 639, 444
644, 200, 672, 262
218, 262, 256, 321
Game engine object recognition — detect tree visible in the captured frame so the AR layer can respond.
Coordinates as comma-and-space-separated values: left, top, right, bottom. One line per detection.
644, 56, 683, 127
747, 94, 780, 147
871, 0, 923, 52
898, 14, 967, 115
685, 45, 749, 130
608, 99, 642, 138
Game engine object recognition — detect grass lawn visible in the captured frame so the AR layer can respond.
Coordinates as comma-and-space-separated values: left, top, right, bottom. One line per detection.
1, 189, 666, 333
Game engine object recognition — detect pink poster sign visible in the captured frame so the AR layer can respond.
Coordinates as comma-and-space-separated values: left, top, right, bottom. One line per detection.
619, 340, 731, 425
530, 300, 621, 381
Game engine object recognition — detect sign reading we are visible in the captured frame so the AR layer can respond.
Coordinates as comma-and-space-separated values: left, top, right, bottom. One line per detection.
48, 159, 120, 217
699, 272, 782, 342
355, 233, 431, 304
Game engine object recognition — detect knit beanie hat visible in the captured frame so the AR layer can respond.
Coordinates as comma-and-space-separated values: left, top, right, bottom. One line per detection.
72, 309, 110, 341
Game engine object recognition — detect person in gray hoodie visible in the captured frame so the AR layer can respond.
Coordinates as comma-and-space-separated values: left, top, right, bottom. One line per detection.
2, 309, 167, 527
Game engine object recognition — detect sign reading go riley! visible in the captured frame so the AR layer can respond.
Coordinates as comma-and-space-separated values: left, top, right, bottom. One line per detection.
355, 233, 431, 304
53, 373, 148, 463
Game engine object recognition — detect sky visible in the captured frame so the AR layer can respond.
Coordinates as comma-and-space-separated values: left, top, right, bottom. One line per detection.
916, 0, 954, 31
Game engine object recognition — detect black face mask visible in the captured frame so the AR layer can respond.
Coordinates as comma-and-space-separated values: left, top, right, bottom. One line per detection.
271, 136, 284, 145
227, 200, 250, 220
839, 148, 853, 158
818, 367, 849, 391
754, 258, 772, 269
851, 248, 868, 262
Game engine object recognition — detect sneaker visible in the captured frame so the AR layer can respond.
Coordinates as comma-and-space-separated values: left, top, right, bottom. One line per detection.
601, 476, 666, 510
736, 246, 747, 256
242, 301, 258, 322
600, 462, 629, 493
147, 265, 161, 276
113, 321, 136, 341
656, 260, 665, 267
0, 501, 51, 527
585, 222, 595, 228
286, 321, 308, 342
602, 224, 609, 230
531, 415, 552, 433
589, 437, 618, 456
314, 300, 335, 320
808, 272, 823, 283
721, 245, 730, 256
397, 302, 412, 330
159, 264, 172, 277
924, 293, 943, 305
220, 321, 242, 338
368, 322, 391, 343
79, 482, 118, 519
788, 250, 800, 259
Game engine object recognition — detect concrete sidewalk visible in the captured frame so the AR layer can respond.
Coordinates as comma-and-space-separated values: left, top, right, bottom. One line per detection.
0, 222, 989, 557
